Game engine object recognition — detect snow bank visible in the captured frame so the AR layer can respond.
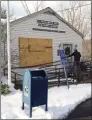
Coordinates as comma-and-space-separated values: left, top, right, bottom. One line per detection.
1, 83, 91, 119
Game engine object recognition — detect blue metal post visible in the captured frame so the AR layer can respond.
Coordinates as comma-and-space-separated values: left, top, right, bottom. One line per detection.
64, 65, 69, 89
60, 50, 69, 89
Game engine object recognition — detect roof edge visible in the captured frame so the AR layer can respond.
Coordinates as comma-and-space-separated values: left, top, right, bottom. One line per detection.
10, 7, 84, 39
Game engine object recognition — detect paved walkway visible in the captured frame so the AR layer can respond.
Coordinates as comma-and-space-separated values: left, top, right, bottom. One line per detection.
61, 98, 92, 120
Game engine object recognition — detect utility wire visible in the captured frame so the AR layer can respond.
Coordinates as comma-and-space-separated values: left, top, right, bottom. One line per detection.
57, 3, 91, 12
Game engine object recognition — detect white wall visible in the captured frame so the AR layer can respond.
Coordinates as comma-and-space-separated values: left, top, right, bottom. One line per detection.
10, 12, 83, 66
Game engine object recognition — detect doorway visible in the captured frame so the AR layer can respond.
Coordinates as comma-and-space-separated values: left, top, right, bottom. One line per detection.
63, 44, 73, 61
63, 44, 73, 73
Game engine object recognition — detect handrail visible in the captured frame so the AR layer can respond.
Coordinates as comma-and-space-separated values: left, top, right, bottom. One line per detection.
4, 69, 23, 84
4, 68, 22, 77
40, 60, 92, 69
3, 60, 92, 88
46, 67, 72, 73
11, 71, 23, 77
4, 60, 92, 70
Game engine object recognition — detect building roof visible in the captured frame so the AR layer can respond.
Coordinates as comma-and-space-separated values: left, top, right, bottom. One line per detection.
11, 7, 84, 38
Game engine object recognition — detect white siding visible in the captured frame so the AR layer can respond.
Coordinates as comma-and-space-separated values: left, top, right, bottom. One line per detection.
10, 12, 83, 66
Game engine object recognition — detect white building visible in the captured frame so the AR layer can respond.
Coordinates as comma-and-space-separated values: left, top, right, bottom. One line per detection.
9, 7, 84, 68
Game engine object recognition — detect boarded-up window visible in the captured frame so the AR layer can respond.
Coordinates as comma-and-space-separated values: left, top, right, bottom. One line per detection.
19, 37, 53, 67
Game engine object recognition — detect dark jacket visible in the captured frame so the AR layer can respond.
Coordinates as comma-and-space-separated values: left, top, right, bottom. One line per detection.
68, 50, 81, 62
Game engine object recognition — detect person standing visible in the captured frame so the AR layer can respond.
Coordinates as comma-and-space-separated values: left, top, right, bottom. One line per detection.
67, 49, 81, 83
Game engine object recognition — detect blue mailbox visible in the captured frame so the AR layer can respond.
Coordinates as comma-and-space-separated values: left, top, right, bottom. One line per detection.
22, 69, 48, 117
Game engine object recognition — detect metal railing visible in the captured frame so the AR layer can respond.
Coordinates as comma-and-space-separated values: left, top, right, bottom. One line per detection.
3, 68, 23, 86
3, 60, 92, 90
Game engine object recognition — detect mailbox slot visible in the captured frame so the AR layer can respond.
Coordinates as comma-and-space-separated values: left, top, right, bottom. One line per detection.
31, 70, 47, 78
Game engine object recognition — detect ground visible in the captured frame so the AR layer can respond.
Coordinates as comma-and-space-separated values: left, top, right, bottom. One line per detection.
1, 80, 91, 119
62, 98, 92, 120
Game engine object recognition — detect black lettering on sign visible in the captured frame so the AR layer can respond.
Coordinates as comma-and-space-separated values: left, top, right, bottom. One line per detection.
37, 20, 59, 28
32, 28, 65, 33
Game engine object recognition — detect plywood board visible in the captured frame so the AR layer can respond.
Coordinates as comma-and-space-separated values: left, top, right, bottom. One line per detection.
19, 37, 28, 49
19, 37, 53, 67
19, 49, 28, 58
27, 52, 45, 64
28, 38, 38, 45
28, 38, 52, 47
28, 45, 45, 52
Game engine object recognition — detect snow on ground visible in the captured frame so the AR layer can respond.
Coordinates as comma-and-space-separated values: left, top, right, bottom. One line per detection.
1, 77, 91, 119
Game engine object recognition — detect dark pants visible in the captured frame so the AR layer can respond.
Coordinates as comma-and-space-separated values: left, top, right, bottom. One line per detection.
72, 61, 81, 82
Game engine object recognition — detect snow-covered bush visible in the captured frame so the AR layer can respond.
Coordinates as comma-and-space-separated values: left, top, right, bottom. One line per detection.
1, 76, 11, 95
1, 84, 11, 95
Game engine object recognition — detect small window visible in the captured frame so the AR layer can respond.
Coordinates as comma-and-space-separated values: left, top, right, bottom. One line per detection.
63, 44, 72, 55
65, 47, 70, 56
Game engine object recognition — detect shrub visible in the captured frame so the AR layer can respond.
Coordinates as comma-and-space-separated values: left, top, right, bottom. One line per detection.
1, 84, 11, 95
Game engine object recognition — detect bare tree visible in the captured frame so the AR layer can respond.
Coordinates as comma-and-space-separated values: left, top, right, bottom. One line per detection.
21, 1, 46, 15
33, 1, 46, 12
58, 1, 91, 39
1, 7, 18, 68
1, 8, 7, 66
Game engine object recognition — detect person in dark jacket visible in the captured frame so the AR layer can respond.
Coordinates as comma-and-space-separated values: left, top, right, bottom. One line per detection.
67, 49, 81, 83
68, 49, 81, 62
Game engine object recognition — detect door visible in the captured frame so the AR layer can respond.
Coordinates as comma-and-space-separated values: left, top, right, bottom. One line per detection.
63, 44, 72, 60
63, 44, 73, 73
